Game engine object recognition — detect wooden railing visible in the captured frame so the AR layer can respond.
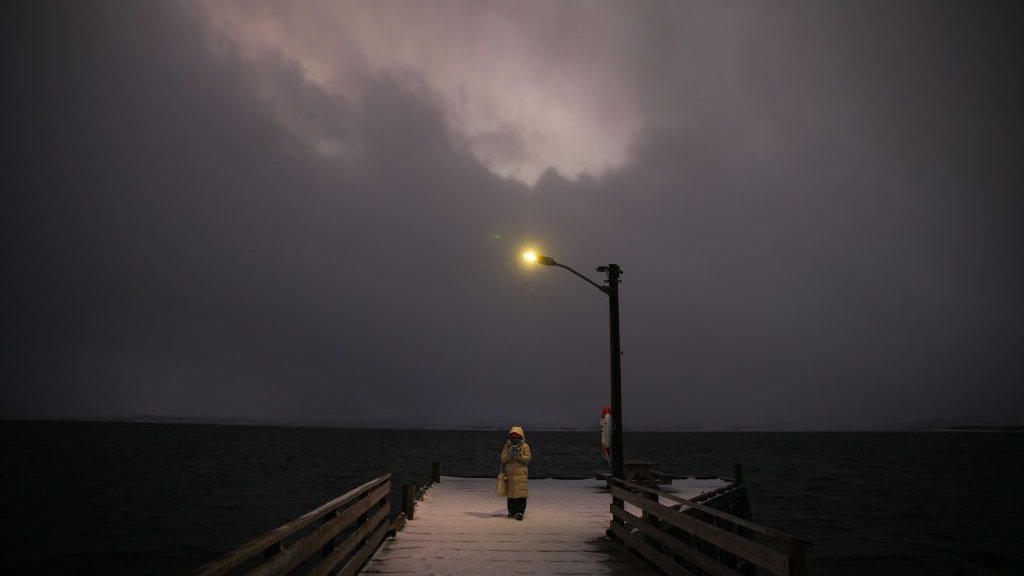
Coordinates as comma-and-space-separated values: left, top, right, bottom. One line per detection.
608, 477, 812, 576
394, 462, 440, 532
195, 474, 392, 576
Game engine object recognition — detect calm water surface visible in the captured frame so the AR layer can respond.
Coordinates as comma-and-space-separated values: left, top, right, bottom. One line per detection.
3, 421, 1021, 574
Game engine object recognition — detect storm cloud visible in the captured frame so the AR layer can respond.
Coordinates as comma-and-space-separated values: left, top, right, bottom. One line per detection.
3, 1, 1022, 429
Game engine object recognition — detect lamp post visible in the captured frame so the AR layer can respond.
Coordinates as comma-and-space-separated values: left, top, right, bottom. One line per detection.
523, 252, 625, 483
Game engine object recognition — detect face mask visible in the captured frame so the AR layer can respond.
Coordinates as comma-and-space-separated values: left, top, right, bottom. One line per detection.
510, 437, 523, 446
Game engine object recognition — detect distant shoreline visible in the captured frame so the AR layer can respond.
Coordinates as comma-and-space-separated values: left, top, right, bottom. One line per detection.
3, 416, 1022, 432
938, 425, 1024, 432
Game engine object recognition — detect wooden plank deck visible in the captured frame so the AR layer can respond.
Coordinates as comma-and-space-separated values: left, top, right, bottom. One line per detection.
363, 475, 728, 575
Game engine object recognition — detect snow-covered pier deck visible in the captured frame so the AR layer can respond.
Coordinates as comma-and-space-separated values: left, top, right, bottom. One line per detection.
364, 475, 729, 575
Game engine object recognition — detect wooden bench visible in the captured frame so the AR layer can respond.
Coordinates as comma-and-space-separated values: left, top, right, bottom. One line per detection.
595, 460, 674, 488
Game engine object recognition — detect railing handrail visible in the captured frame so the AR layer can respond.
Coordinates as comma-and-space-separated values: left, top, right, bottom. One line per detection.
610, 476, 810, 546
610, 480, 811, 576
195, 474, 391, 576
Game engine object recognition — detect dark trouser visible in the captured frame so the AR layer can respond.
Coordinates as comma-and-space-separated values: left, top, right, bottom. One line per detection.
507, 497, 527, 515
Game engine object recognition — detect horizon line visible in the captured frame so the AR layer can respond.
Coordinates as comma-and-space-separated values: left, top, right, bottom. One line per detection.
3, 415, 1021, 433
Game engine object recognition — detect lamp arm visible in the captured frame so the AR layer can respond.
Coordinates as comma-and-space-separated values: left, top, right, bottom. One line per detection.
551, 262, 608, 293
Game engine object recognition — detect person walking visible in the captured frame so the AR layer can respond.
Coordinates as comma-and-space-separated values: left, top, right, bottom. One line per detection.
500, 426, 532, 520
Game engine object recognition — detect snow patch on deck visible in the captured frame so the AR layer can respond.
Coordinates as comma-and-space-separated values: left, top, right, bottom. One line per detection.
363, 475, 728, 575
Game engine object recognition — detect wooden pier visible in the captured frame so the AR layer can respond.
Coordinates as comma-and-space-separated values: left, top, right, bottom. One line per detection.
363, 475, 727, 575
195, 464, 812, 576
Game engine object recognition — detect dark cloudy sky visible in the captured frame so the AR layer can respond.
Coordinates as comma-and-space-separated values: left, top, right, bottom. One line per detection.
3, 1, 1023, 430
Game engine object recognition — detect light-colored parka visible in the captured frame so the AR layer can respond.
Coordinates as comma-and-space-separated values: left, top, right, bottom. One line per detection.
501, 426, 532, 499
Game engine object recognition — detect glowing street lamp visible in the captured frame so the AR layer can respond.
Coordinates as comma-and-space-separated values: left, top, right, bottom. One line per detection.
523, 251, 625, 484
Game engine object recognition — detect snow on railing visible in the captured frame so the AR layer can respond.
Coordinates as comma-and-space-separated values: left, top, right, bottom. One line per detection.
609, 475, 812, 576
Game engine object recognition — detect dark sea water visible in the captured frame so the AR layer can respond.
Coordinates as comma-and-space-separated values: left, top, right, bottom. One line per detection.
3, 421, 1022, 575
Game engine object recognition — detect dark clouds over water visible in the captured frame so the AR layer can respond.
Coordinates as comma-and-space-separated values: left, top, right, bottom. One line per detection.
3, 1, 1023, 429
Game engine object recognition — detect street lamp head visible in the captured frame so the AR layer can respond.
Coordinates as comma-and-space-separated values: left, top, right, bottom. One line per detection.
522, 251, 556, 266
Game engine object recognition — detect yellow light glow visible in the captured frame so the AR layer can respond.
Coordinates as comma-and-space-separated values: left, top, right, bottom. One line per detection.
522, 251, 538, 263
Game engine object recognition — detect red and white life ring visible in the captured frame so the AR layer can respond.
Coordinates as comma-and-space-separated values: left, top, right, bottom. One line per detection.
600, 406, 612, 465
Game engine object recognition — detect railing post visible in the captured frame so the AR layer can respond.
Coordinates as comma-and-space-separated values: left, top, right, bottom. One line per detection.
788, 539, 808, 576
321, 509, 337, 560
262, 542, 281, 561
403, 483, 416, 520
356, 489, 369, 528
734, 463, 744, 484
641, 488, 660, 551
380, 480, 391, 523
431, 462, 441, 483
